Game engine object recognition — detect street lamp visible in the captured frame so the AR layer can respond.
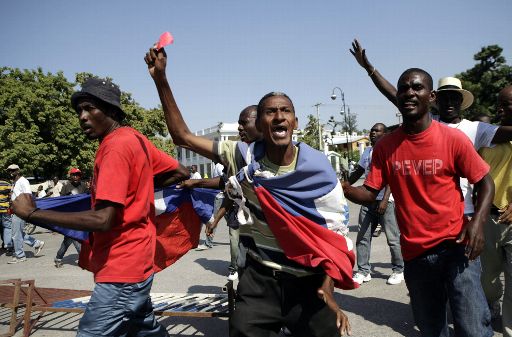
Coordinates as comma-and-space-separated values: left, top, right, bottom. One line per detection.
313, 103, 323, 151
330, 87, 351, 161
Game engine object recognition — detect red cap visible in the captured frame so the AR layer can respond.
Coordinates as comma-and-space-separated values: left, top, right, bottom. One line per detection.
69, 168, 82, 175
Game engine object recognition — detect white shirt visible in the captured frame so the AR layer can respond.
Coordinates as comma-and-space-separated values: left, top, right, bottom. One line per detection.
358, 146, 393, 202
190, 172, 202, 179
11, 176, 31, 201
443, 119, 498, 214
48, 181, 63, 197
212, 163, 224, 178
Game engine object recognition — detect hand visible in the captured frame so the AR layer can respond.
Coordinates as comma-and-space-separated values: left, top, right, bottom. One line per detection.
498, 203, 512, 224
456, 216, 485, 260
317, 275, 351, 336
176, 179, 196, 189
205, 221, 218, 237
350, 39, 373, 73
144, 46, 167, 80
377, 200, 388, 215
11, 193, 37, 220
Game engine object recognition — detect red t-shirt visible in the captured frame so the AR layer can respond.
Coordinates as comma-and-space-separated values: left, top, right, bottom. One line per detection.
79, 127, 179, 283
365, 121, 489, 261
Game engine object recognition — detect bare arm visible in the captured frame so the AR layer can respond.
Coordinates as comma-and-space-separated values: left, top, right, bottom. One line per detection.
342, 182, 379, 204
491, 125, 512, 144
154, 164, 190, 188
350, 39, 397, 107
205, 199, 233, 237
145, 47, 217, 161
457, 174, 494, 260
177, 177, 222, 190
12, 194, 119, 232
347, 165, 365, 185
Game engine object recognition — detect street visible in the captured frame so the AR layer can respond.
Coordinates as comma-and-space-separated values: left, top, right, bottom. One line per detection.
0, 197, 504, 336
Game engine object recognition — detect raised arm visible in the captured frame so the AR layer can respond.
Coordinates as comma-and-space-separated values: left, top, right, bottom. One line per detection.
350, 39, 398, 107
145, 47, 217, 160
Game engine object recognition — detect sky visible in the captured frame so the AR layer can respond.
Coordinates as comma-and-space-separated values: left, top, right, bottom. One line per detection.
1, 1, 511, 133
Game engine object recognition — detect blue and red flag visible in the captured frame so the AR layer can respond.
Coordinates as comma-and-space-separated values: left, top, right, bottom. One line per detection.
34, 186, 218, 271
235, 141, 357, 289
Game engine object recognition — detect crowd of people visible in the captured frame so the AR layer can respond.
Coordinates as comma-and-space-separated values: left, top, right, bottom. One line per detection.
0, 39, 509, 337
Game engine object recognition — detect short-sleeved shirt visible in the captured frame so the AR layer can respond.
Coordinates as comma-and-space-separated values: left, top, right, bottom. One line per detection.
79, 127, 179, 283
60, 181, 88, 196
365, 121, 489, 261
443, 119, 498, 214
216, 140, 318, 276
357, 146, 393, 201
479, 142, 512, 209
0, 180, 11, 213
11, 177, 31, 201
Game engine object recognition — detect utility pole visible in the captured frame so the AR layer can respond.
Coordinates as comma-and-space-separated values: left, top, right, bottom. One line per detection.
313, 103, 323, 151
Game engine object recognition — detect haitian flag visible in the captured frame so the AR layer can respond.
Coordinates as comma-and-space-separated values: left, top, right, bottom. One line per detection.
235, 141, 357, 290
34, 186, 218, 271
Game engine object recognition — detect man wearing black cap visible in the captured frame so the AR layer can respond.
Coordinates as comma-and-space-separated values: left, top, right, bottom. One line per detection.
11, 77, 189, 336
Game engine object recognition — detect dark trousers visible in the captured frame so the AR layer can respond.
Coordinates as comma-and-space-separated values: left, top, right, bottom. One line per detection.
230, 258, 338, 337
55, 236, 81, 260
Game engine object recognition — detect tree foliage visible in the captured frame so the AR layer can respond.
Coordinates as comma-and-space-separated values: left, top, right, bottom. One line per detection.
299, 114, 323, 150
457, 45, 512, 120
340, 107, 358, 134
0, 68, 174, 179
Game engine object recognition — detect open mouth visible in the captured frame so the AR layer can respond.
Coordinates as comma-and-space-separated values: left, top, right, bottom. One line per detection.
401, 101, 417, 110
271, 125, 288, 139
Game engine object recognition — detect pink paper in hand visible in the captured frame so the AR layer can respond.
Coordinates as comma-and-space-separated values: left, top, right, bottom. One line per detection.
156, 32, 174, 50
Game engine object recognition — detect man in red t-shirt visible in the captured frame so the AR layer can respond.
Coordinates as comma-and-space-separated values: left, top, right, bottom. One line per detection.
12, 78, 189, 336
343, 68, 495, 337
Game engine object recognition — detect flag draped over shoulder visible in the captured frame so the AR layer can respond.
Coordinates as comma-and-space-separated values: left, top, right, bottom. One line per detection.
34, 186, 218, 271
236, 141, 357, 290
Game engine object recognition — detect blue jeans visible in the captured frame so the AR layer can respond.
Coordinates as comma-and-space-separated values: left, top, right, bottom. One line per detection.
77, 274, 168, 337
355, 201, 403, 275
1, 213, 13, 249
11, 214, 42, 259
404, 242, 492, 337
56, 236, 81, 260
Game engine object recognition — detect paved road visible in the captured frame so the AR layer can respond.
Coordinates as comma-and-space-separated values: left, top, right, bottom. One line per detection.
1, 197, 504, 336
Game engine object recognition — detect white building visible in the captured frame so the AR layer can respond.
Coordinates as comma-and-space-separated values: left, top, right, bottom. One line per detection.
178, 123, 364, 177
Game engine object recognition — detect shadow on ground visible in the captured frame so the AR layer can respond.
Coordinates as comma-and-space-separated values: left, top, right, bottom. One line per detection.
194, 258, 230, 277
336, 293, 420, 336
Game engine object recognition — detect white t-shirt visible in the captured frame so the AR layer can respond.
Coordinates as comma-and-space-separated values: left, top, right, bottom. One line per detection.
443, 119, 498, 214
212, 163, 224, 178
358, 146, 393, 202
190, 172, 202, 179
11, 176, 31, 201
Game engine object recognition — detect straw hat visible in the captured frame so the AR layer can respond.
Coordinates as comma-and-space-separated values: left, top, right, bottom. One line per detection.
437, 77, 474, 110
